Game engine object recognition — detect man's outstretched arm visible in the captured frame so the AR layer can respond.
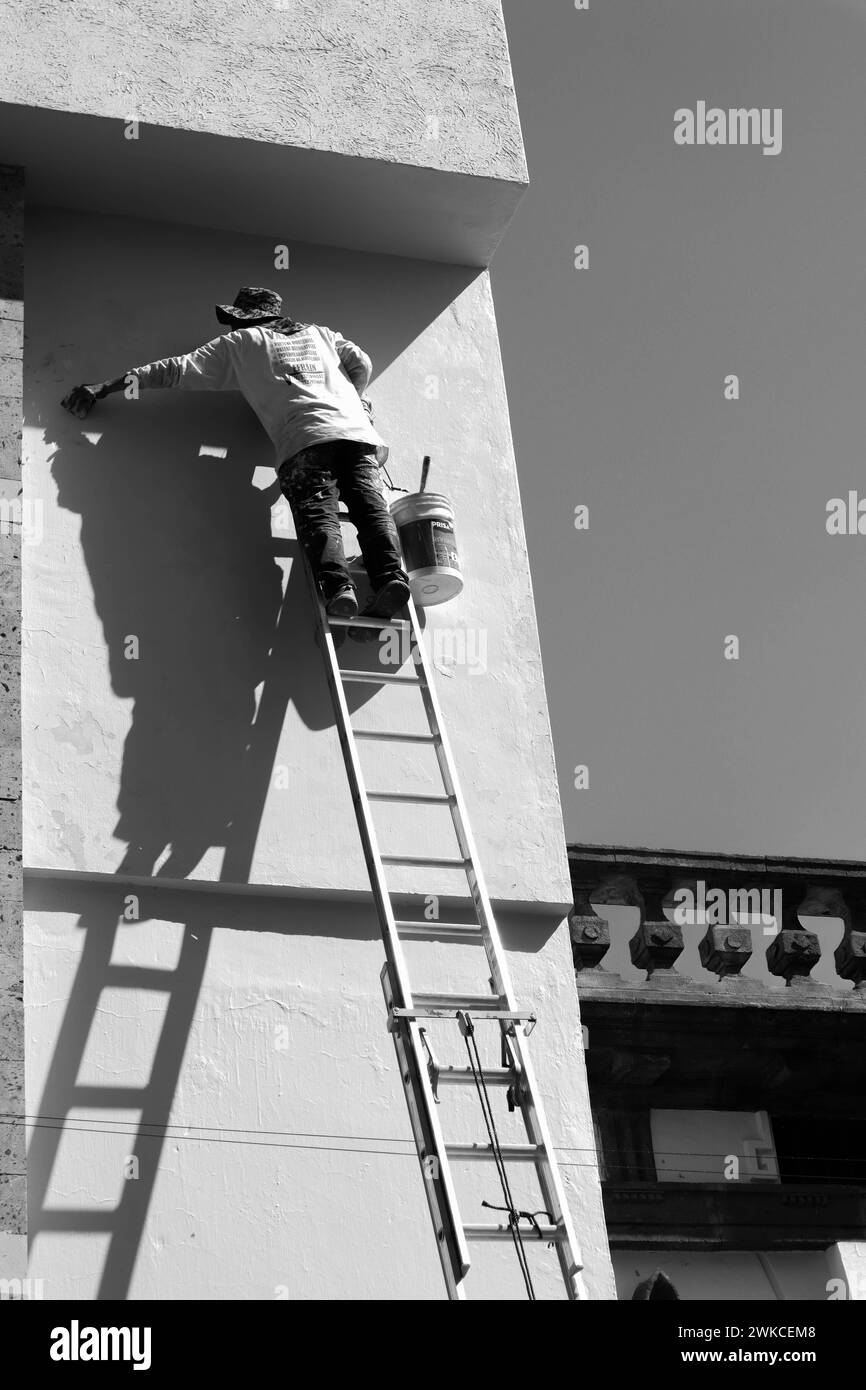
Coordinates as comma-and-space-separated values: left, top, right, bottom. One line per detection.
61, 375, 136, 419
61, 335, 237, 418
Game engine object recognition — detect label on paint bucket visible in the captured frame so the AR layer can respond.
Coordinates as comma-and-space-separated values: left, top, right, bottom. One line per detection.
399, 518, 459, 572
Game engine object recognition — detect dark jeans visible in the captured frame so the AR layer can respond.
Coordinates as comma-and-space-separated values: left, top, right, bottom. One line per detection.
278, 440, 408, 600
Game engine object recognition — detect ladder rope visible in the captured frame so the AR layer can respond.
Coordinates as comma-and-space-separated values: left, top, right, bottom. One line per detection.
460, 1014, 537, 1300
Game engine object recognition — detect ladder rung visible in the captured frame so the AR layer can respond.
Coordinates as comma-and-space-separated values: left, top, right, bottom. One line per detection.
340, 668, 422, 686
394, 1006, 534, 1023
394, 919, 482, 940
446, 1143, 544, 1163
354, 730, 439, 744
464, 1223, 566, 1243
411, 992, 509, 1011
368, 792, 454, 806
435, 1066, 514, 1087
328, 615, 411, 631
381, 855, 468, 869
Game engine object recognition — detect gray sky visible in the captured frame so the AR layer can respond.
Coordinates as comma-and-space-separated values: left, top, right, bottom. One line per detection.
494, 0, 866, 858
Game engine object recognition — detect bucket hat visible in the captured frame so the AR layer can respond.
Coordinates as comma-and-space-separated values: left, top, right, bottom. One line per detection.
215, 286, 283, 325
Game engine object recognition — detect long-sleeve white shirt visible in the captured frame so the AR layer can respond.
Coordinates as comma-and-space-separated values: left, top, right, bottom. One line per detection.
130, 323, 386, 466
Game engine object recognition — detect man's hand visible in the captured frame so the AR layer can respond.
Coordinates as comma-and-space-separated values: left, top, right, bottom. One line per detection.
61, 383, 106, 419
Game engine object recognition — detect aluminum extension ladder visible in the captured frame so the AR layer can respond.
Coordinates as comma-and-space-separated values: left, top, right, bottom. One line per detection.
305, 554, 586, 1301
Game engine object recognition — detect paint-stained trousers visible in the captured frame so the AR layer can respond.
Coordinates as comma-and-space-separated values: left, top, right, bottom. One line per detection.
278, 440, 408, 601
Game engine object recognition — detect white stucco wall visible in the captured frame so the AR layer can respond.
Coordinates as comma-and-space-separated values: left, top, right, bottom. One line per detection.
0, 0, 526, 185
827, 1241, 866, 1300
21, 206, 613, 1298
23, 208, 569, 909
25, 881, 612, 1300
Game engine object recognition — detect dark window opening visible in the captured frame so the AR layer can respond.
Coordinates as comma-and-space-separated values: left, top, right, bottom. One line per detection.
770, 1114, 866, 1186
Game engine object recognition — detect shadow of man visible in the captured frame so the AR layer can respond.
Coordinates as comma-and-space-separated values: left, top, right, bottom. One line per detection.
50, 398, 283, 873
27, 398, 288, 1295
27, 393, 392, 1295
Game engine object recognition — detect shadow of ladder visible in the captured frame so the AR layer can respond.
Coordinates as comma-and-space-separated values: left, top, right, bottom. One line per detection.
28, 560, 301, 1299
27, 889, 214, 1298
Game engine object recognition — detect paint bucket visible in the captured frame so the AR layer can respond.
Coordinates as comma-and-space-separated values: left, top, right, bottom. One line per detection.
390, 492, 463, 607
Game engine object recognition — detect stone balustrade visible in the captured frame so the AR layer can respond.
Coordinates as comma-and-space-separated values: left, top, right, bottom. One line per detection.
568, 846, 866, 998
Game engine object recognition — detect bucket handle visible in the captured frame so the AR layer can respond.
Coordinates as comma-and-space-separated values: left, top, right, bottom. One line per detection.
380, 453, 432, 496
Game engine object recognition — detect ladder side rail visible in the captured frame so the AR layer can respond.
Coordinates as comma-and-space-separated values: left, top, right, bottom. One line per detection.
307, 564, 584, 1300
402, 597, 517, 1005
502, 1026, 587, 1300
381, 966, 471, 1295
301, 556, 470, 1294
302, 558, 414, 1010
405, 597, 587, 1298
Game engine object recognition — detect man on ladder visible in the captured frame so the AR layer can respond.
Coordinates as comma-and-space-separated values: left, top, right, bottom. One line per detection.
62, 286, 585, 1300
61, 286, 411, 621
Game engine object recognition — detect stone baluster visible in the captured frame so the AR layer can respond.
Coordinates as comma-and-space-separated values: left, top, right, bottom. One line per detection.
682, 874, 755, 980
766, 889, 821, 987
629, 876, 685, 981
835, 889, 866, 990
569, 883, 610, 972
698, 918, 753, 979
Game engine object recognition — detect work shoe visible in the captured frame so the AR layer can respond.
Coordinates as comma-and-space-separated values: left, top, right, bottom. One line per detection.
347, 577, 411, 643
325, 584, 358, 619
363, 577, 411, 619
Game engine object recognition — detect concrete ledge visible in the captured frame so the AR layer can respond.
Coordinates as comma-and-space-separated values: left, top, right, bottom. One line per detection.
0, 0, 527, 186
579, 972, 866, 1011
570, 842, 866, 882
24, 865, 572, 929
605, 1183, 866, 1252
1, 102, 527, 266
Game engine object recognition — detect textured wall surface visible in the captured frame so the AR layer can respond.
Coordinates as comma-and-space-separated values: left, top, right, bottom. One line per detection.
0, 163, 24, 1279
9, 0, 612, 1303
21, 205, 614, 1299
23, 209, 570, 909
26, 880, 613, 1300
828, 1242, 866, 1301
0, 0, 526, 185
